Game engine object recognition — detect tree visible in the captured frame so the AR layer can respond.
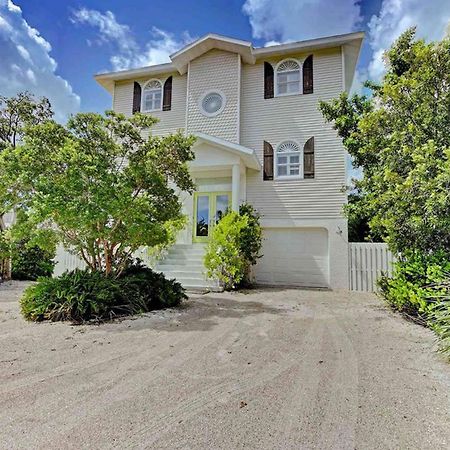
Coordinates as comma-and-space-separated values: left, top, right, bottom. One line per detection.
0, 92, 53, 281
0, 91, 53, 151
0, 111, 196, 277
319, 28, 450, 255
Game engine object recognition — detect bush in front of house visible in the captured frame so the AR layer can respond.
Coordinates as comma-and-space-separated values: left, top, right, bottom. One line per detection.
204, 203, 262, 290
20, 263, 187, 323
11, 241, 55, 281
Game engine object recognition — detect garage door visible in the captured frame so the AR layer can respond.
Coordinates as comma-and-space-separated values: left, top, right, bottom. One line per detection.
255, 228, 329, 287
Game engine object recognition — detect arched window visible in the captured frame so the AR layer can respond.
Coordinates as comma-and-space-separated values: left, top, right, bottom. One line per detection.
276, 140, 302, 178
275, 59, 301, 96
141, 79, 162, 112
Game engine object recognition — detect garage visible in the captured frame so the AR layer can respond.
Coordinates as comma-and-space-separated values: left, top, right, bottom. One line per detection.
254, 228, 329, 287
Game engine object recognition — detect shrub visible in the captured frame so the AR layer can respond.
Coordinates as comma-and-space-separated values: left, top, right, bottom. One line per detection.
204, 203, 262, 290
378, 252, 450, 359
429, 298, 450, 358
12, 241, 55, 280
378, 251, 450, 319
20, 263, 186, 323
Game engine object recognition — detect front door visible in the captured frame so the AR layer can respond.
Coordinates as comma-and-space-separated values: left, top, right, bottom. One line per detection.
193, 192, 231, 242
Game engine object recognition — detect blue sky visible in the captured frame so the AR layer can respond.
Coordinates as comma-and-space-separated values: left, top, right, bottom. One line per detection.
0, 0, 449, 122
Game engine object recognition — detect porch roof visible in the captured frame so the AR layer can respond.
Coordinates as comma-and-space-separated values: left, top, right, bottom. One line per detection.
192, 133, 261, 171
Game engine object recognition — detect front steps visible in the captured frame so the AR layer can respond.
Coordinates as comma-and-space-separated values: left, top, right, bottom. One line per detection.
155, 244, 220, 291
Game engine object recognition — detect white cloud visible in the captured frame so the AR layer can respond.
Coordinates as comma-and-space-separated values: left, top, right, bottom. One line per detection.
71, 8, 195, 71
243, 0, 362, 43
0, 0, 80, 123
367, 0, 450, 81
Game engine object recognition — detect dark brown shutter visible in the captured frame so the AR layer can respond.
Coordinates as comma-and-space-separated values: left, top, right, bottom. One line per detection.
303, 137, 314, 178
303, 55, 313, 94
263, 140, 274, 180
132, 82, 141, 114
162, 76, 173, 111
264, 62, 274, 99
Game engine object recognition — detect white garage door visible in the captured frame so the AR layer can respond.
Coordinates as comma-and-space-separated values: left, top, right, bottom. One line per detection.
255, 228, 329, 287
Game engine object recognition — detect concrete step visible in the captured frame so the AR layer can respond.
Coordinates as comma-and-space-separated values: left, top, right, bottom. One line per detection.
157, 263, 204, 271
162, 270, 206, 280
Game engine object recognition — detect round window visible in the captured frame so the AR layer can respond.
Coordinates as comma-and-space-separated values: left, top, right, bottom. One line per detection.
199, 91, 226, 117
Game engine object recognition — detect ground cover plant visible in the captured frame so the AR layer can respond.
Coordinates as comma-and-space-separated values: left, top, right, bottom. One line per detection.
21, 263, 186, 323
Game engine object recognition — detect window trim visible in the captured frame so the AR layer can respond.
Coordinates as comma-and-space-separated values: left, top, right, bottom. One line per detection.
198, 89, 227, 117
275, 58, 302, 97
141, 79, 163, 112
275, 139, 304, 180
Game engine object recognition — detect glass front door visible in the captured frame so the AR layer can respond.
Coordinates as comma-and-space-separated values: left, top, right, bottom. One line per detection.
194, 192, 231, 242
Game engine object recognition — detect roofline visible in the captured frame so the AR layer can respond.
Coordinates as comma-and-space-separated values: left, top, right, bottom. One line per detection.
194, 132, 261, 170
253, 31, 365, 58
94, 31, 364, 93
170, 33, 252, 60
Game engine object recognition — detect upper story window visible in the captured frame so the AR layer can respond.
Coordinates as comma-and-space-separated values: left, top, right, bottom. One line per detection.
275, 59, 301, 96
141, 79, 162, 112
276, 140, 302, 178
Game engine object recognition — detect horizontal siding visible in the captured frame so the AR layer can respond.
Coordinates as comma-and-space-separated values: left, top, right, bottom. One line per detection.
187, 49, 239, 142
113, 73, 187, 136
241, 47, 346, 220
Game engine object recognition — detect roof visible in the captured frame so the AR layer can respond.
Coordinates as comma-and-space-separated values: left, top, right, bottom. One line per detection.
193, 132, 261, 171
95, 31, 364, 93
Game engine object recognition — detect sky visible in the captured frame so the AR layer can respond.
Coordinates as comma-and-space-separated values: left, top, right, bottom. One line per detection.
0, 0, 449, 123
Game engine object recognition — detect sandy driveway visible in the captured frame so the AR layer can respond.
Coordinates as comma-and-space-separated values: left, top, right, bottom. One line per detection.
1, 281, 449, 449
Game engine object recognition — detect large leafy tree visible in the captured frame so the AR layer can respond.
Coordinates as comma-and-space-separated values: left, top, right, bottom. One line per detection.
320, 28, 450, 255
0, 92, 53, 280
0, 111, 196, 276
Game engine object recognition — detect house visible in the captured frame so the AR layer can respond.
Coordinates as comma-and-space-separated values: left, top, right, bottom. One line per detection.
95, 32, 364, 290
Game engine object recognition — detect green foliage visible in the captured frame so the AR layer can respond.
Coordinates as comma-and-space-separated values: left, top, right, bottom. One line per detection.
0, 110, 196, 276
238, 203, 263, 267
204, 203, 262, 290
20, 263, 186, 323
378, 252, 450, 316
0, 91, 53, 152
204, 212, 248, 290
320, 28, 450, 254
378, 253, 450, 358
347, 192, 383, 242
11, 241, 55, 280
428, 297, 450, 359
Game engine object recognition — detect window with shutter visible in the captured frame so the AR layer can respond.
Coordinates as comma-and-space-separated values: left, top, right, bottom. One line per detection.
141, 79, 162, 112
303, 55, 313, 94
132, 82, 141, 114
303, 137, 314, 178
264, 62, 274, 99
276, 140, 302, 178
263, 140, 274, 180
276, 59, 301, 96
162, 76, 172, 111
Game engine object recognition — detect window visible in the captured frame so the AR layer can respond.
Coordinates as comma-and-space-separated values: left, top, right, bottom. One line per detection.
276, 140, 302, 178
199, 90, 226, 117
141, 80, 162, 112
276, 59, 301, 96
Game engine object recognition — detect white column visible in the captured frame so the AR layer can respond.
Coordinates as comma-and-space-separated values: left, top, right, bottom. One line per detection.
231, 163, 240, 212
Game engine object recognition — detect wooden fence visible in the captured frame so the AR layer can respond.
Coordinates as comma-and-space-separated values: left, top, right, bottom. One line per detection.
349, 242, 395, 292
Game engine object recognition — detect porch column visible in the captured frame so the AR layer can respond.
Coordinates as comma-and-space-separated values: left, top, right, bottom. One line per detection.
231, 163, 240, 212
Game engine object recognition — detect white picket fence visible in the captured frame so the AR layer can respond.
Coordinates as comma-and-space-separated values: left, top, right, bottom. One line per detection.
55, 242, 393, 293
53, 246, 158, 277
349, 242, 395, 292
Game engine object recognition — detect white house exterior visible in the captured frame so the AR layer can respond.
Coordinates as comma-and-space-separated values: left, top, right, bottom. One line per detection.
95, 32, 364, 290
